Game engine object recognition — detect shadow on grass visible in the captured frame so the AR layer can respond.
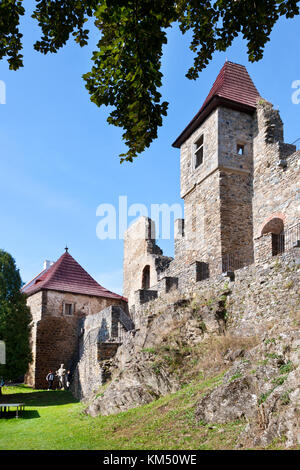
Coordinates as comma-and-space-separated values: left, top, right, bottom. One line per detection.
0, 410, 41, 420
0, 386, 79, 407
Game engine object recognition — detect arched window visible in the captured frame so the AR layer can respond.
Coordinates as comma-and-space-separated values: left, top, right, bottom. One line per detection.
261, 217, 285, 255
142, 265, 150, 290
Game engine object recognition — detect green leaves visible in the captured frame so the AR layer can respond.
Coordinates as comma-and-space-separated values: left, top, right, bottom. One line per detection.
0, 1, 299, 160
0, 0, 24, 70
0, 250, 32, 381
83, 0, 174, 162
179, 0, 300, 80
32, 0, 98, 53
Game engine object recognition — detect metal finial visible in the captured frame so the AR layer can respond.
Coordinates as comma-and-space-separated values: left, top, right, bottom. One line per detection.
65, 245, 69, 253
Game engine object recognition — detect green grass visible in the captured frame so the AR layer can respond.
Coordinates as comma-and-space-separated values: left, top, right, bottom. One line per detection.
0, 374, 245, 450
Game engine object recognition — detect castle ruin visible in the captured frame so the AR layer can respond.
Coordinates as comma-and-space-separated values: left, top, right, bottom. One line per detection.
124, 62, 300, 313
23, 62, 300, 400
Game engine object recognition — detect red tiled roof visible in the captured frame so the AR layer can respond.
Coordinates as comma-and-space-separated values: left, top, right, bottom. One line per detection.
172, 62, 261, 148
22, 251, 127, 301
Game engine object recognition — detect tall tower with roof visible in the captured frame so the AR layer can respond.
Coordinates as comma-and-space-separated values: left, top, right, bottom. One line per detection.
172, 61, 261, 273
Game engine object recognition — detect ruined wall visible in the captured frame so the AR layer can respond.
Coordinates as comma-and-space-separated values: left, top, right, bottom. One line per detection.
71, 306, 134, 399
123, 217, 172, 307
133, 247, 300, 340
252, 101, 300, 260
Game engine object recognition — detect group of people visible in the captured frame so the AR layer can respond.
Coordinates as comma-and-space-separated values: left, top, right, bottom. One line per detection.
46, 364, 71, 391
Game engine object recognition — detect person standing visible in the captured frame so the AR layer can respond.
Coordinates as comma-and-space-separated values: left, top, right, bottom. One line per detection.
46, 370, 54, 390
66, 370, 71, 391
56, 364, 66, 390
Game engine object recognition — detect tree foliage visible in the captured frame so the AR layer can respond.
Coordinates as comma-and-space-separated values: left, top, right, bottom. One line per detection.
0, 250, 32, 381
1, 1, 299, 161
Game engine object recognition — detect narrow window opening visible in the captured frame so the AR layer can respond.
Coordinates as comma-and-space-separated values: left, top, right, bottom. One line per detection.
237, 144, 245, 155
194, 135, 204, 168
64, 303, 74, 315
142, 265, 150, 290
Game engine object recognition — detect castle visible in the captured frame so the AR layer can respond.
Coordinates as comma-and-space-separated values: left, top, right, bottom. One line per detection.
124, 61, 300, 312
23, 61, 300, 396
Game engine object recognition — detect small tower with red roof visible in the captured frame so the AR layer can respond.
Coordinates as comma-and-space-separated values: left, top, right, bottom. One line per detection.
22, 250, 127, 389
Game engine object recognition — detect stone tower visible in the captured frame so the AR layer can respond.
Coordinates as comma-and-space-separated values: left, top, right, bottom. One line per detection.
172, 61, 260, 273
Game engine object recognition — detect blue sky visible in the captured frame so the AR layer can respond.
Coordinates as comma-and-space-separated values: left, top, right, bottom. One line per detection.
0, 4, 299, 295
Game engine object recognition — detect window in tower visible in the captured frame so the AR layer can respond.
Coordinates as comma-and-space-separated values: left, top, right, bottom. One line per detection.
194, 134, 204, 168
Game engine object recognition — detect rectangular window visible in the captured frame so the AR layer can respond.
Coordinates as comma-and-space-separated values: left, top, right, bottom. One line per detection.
64, 303, 74, 315
194, 134, 204, 168
237, 144, 245, 155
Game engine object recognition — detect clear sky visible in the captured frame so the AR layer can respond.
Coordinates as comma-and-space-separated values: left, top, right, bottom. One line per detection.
0, 3, 299, 295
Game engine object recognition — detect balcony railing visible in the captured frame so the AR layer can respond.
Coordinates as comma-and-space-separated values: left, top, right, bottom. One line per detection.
276, 222, 300, 255
221, 252, 249, 273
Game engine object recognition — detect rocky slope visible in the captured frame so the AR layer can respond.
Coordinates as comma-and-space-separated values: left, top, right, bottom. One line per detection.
196, 325, 300, 448
86, 250, 300, 448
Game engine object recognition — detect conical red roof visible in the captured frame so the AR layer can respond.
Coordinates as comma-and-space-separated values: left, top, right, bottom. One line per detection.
172, 62, 261, 148
22, 251, 126, 301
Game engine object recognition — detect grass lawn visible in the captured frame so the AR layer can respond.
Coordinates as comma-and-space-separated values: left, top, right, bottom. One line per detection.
0, 375, 245, 450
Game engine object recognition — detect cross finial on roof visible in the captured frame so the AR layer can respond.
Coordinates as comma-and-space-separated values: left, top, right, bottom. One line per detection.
65, 245, 69, 253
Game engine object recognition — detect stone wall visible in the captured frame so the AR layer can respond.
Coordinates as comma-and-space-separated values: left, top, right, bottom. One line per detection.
252, 100, 300, 257
71, 306, 134, 399
25, 291, 43, 387
133, 247, 300, 340
86, 246, 300, 421
35, 315, 80, 389
179, 108, 219, 199
219, 169, 253, 266
45, 290, 126, 317
123, 217, 172, 307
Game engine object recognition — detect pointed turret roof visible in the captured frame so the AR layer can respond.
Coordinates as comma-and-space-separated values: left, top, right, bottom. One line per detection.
172, 61, 261, 148
22, 251, 126, 301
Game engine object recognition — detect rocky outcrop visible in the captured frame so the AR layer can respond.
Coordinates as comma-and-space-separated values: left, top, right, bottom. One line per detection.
195, 327, 300, 448
85, 297, 220, 416
88, 359, 177, 417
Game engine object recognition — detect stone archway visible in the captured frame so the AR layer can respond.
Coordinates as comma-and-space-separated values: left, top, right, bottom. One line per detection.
261, 216, 285, 255
261, 217, 284, 236
141, 265, 150, 290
